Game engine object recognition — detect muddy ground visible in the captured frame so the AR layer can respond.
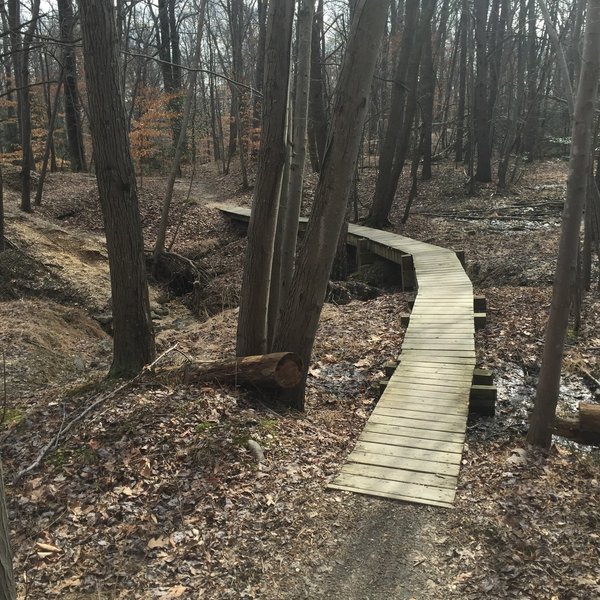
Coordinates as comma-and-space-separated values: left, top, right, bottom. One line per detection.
0, 158, 599, 599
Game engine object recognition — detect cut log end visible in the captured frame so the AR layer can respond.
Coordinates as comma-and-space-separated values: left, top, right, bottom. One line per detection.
272, 353, 303, 388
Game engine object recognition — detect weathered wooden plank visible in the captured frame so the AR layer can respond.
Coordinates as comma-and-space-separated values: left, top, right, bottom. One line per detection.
344, 450, 461, 476
353, 441, 463, 464
370, 409, 467, 429
377, 399, 469, 417
398, 352, 476, 364
340, 462, 457, 489
329, 473, 456, 505
364, 421, 465, 443
388, 374, 473, 388
387, 375, 473, 389
359, 431, 464, 454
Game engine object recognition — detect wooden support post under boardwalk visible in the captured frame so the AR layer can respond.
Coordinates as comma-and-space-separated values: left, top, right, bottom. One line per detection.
400, 254, 415, 291
455, 249, 466, 267
356, 238, 376, 268
384, 360, 398, 377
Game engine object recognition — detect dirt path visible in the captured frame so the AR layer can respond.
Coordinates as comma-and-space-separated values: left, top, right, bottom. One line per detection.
303, 500, 448, 600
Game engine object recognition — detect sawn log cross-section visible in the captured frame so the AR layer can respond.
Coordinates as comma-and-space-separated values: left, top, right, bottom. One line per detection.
219, 206, 476, 508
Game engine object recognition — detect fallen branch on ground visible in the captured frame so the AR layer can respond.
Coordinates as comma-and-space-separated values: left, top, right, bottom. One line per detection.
14, 345, 179, 482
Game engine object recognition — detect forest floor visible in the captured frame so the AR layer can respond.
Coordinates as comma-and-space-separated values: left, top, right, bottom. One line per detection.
0, 158, 599, 599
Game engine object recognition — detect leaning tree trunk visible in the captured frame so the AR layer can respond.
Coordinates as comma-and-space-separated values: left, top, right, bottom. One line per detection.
79, 0, 155, 377
236, 0, 295, 357
274, 0, 391, 410
528, 0, 600, 449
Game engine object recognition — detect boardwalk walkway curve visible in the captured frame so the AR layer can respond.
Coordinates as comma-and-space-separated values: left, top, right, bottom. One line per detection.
219, 206, 476, 508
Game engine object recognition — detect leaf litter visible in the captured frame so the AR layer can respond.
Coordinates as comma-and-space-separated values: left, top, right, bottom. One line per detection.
1, 161, 600, 598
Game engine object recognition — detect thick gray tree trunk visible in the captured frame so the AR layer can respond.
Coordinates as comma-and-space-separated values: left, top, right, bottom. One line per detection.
274, 0, 391, 409
236, 0, 294, 357
79, 0, 155, 377
528, 0, 600, 448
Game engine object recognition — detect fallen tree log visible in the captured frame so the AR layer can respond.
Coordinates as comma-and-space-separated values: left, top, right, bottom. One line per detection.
160, 352, 303, 389
552, 403, 600, 445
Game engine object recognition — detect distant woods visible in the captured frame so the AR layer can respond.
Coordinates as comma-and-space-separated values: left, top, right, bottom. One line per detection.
0, 1, 592, 211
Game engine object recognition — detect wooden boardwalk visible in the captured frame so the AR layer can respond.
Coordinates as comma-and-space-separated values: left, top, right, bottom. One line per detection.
219, 206, 475, 508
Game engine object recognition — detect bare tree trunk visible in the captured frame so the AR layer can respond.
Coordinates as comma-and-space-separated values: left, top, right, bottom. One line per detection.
153, 1, 208, 258
35, 72, 64, 206
79, 0, 155, 377
0, 460, 16, 600
538, 0, 575, 117
58, 0, 87, 172
8, 0, 40, 213
307, 0, 328, 171
522, 0, 538, 160
253, 0, 268, 125
473, 0, 492, 182
528, 0, 600, 449
271, 0, 315, 339
0, 1, 18, 152
455, 0, 468, 162
274, 0, 390, 409
497, 0, 527, 190
0, 166, 4, 253
420, 15, 434, 181
366, 0, 419, 227
366, 0, 435, 227
236, 0, 294, 357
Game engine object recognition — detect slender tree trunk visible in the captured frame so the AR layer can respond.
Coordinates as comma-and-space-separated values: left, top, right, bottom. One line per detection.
0, 460, 16, 600
528, 0, 600, 449
367, 0, 435, 226
455, 0, 468, 162
307, 0, 328, 171
522, 0, 538, 159
8, 0, 40, 213
253, 0, 268, 125
273, 0, 391, 409
35, 73, 64, 206
0, 1, 18, 152
58, 0, 87, 172
236, 0, 294, 357
366, 0, 419, 227
79, 0, 155, 377
474, 0, 492, 182
497, 0, 527, 189
269, 0, 315, 343
420, 16, 434, 180
153, 1, 208, 258
0, 166, 4, 253
538, 0, 575, 117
